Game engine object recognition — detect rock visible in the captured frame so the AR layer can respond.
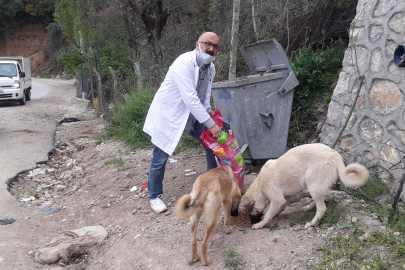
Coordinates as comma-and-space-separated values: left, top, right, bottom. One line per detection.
37, 184, 51, 192
42, 177, 53, 184
290, 225, 303, 231
351, 217, 358, 223
327, 227, 334, 232
336, 258, 349, 267
46, 168, 56, 173
55, 185, 66, 192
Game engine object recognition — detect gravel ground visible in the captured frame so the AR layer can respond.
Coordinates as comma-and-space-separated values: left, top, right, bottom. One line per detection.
5, 79, 403, 270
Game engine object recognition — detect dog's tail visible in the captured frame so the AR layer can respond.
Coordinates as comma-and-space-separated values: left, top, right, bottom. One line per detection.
175, 194, 198, 219
337, 159, 369, 188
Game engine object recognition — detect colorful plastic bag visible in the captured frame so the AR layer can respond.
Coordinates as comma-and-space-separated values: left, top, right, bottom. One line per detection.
200, 109, 245, 188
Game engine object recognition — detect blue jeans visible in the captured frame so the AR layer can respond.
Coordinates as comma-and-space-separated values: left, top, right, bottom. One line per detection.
148, 121, 217, 199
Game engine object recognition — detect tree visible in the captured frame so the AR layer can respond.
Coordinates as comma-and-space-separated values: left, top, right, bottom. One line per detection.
122, 8, 143, 86
228, 0, 240, 80
124, 0, 170, 66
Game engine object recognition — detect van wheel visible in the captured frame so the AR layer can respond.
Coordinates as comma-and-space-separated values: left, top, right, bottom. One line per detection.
25, 88, 31, 101
19, 91, 26, 105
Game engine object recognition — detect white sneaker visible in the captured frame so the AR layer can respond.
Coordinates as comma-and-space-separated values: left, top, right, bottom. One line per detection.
150, 194, 167, 213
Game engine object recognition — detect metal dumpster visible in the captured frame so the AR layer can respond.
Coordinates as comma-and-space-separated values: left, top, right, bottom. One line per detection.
212, 39, 299, 172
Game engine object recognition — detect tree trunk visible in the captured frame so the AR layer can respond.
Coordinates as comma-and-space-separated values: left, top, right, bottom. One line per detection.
87, 57, 94, 103
93, 67, 103, 112
122, 8, 143, 86
251, 0, 259, 42
229, 0, 240, 80
108, 67, 118, 101
126, 0, 170, 66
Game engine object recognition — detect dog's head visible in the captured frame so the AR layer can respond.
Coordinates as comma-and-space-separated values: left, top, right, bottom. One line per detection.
244, 179, 269, 224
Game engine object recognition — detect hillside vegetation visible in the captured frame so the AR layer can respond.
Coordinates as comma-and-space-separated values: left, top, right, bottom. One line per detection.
0, 0, 357, 149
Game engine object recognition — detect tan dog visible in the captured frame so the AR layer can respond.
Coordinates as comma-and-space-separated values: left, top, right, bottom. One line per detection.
244, 143, 369, 230
175, 166, 241, 266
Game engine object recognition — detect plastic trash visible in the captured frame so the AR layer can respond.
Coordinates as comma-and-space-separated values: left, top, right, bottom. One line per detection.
44, 207, 58, 213
21, 196, 36, 202
166, 159, 178, 163
142, 180, 148, 190
58, 117, 85, 124
0, 218, 16, 225
28, 168, 45, 177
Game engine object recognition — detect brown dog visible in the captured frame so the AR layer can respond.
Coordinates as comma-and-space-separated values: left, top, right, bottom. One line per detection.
175, 166, 241, 266
244, 143, 369, 230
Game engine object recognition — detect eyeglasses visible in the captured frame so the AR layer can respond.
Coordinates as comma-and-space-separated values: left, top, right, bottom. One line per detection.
199, 41, 220, 51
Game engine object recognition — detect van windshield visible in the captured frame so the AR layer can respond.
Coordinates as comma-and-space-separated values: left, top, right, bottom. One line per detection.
0, 64, 17, 77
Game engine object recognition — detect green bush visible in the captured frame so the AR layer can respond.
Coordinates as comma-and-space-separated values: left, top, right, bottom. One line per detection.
57, 49, 83, 75
104, 85, 156, 149
289, 39, 347, 146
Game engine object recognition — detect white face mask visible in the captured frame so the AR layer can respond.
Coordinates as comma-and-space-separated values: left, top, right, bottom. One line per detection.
198, 43, 216, 65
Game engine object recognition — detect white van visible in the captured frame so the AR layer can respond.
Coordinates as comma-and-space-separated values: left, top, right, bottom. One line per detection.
0, 57, 32, 105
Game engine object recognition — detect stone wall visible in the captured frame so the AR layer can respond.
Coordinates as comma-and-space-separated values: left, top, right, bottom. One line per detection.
319, 0, 405, 193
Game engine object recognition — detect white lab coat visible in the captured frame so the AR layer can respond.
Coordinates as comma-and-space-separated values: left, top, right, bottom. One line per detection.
143, 50, 215, 155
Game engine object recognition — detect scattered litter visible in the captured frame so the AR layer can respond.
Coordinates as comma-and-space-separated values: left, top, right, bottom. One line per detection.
0, 218, 16, 225
28, 168, 45, 178
35, 226, 107, 264
134, 234, 142, 240
58, 117, 85, 124
40, 201, 54, 209
166, 159, 178, 163
184, 169, 194, 172
185, 172, 197, 176
44, 207, 58, 213
130, 186, 138, 192
37, 184, 52, 192
66, 159, 76, 167
21, 196, 36, 202
141, 180, 148, 191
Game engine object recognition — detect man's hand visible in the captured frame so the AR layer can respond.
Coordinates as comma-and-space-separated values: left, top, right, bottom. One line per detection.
209, 124, 221, 138
208, 111, 215, 117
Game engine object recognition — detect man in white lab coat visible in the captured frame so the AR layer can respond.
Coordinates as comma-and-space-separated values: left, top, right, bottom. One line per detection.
143, 32, 222, 213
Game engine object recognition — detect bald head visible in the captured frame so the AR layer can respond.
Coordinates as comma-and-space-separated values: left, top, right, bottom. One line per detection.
196, 32, 220, 56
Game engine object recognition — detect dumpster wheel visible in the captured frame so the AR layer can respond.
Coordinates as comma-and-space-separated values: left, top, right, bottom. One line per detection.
244, 162, 252, 174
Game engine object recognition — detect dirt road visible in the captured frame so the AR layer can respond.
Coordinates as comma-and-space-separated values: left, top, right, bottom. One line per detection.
0, 78, 90, 269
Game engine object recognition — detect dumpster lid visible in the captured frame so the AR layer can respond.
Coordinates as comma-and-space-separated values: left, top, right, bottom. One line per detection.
240, 39, 292, 75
